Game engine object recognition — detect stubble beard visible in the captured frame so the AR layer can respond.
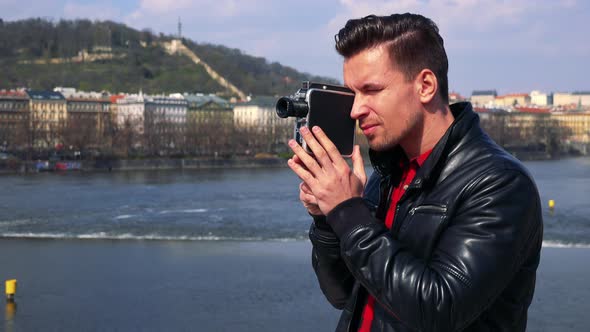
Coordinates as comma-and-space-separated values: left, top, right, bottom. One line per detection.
367, 112, 423, 152
367, 131, 398, 152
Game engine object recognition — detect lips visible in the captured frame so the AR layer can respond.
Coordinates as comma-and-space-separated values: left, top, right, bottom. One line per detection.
360, 123, 378, 135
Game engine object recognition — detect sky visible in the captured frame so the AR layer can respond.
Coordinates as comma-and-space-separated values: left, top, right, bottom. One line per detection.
2, 0, 589, 96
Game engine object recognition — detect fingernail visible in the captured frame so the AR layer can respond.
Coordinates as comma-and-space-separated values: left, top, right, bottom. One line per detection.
300, 126, 309, 134
288, 140, 296, 147
312, 126, 320, 133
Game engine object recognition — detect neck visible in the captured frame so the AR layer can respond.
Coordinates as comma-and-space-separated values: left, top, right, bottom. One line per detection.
401, 103, 454, 160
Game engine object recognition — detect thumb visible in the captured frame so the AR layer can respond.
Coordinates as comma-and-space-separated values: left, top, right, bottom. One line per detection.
351, 145, 367, 185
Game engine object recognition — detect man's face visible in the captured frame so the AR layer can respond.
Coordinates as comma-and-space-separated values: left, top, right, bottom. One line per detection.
343, 44, 423, 152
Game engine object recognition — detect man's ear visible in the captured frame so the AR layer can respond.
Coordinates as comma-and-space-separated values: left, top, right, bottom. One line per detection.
415, 69, 437, 104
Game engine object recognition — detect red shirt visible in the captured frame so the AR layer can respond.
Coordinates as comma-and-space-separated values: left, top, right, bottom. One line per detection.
358, 149, 432, 332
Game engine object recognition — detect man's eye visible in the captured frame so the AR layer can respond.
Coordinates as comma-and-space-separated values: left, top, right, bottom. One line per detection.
365, 88, 382, 94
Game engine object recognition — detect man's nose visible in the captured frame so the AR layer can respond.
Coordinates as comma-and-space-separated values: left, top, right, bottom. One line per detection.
350, 98, 368, 119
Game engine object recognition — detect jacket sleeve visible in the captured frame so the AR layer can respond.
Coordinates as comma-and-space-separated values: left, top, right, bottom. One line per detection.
309, 214, 355, 309
326, 168, 543, 331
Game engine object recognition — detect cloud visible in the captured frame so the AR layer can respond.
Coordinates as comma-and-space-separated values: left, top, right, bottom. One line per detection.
327, 0, 588, 55
334, 0, 576, 27
129, 0, 262, 19
134, 0, 194, 13
123, 0, 277, 40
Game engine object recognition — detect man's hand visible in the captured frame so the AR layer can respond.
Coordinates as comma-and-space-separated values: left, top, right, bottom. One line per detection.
288, 126, 367, 215
290, 155, 323, 215
299, 180, 323, 216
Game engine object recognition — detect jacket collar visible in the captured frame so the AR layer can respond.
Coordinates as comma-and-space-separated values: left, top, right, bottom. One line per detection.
369, 102, 479, 188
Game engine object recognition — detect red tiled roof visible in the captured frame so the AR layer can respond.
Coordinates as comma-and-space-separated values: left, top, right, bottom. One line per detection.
496, 93, 529, 99
110, 95, 125, 103
0, 89, 27, 97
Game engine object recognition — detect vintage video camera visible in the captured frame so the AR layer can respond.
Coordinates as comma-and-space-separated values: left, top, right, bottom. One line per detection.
276, 81, 356, 157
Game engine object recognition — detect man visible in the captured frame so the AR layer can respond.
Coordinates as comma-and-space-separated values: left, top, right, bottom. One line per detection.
287, 13, 543, 332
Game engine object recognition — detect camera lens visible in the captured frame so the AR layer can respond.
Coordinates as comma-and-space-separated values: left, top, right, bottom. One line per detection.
276, 97, 309, 118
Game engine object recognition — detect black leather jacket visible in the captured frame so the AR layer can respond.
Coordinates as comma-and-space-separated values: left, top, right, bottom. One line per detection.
309, 102, 543, 331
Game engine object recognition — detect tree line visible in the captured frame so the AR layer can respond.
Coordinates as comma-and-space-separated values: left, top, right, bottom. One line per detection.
1, 113, 295, 161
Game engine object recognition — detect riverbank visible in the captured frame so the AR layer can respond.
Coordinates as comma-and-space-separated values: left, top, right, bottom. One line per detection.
1, 152, 584, 176
0, 239, 588, 331
95, 156, 288, 171
0, 156, 288, 175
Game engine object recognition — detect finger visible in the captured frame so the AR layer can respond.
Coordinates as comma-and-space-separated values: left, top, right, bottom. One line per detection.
351, 145, 367, 185
288, 139, 322, 176
299, 126, 335, 172
311, 126, 348, 169
300, 182, 313, 195
293, 155, 312, 170
288, 157, 318, 187
300, 190, 318, 205
292, 155, 307, 169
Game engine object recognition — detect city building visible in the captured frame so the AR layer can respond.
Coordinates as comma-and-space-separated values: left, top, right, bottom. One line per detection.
233, 96, 279, 129
495, 93, 531, 107
553, 92, 590, 107
530, 90, 553, 106
144, 95, 188, 152
116, 93, 146, 134
184, 93, 233, 155
184, 93, 232, 125
470, 90, 497, 107
233, 96, 291, 154
109, 94, 125, 126
144, 96, 187, 131
551, 111, 590, 144
56, 88, 112, 149
25, 90, 67, 148
449, 92, 466, 104
0, 89, 29, 150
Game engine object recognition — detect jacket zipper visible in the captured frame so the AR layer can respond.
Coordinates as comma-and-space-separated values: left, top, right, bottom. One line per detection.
376, 176, 393, 220
408, 204, 448, 216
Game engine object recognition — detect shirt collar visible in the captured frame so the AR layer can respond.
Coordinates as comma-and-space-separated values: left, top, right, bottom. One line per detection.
400, 148, 433, 169
413, 148, 433, 167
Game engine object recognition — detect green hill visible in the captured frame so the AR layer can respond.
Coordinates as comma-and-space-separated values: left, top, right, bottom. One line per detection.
0, 18, 338, 97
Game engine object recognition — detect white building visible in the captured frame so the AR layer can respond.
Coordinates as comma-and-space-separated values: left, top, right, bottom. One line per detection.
233, 96, 281, 129
144, 95, 188, 132
470, 90, 497, 107
116, 93, 146, 134
553, 92, 590, 107
54, 87, 107, 100
530, 90, 552, 106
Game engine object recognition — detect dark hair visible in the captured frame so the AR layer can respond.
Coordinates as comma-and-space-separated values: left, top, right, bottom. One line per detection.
335, 13, 449, 103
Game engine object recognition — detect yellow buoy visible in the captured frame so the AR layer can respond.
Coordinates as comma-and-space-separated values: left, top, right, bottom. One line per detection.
548, 199, 555, 209
5, 280, 17, 301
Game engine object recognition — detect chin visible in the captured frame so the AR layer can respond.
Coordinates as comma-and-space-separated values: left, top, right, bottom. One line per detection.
368, 137, 398, 152
368, 141, 394, 152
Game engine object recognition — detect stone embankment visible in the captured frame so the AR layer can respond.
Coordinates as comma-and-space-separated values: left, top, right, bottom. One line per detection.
0, 157, 287, 174
93, 157, 286, 171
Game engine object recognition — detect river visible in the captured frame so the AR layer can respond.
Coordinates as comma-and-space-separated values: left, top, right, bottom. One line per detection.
1, 158, 589, 331
0, 157, 589, 246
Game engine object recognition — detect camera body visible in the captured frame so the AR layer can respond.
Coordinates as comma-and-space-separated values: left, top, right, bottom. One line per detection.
276, 82, 356, 157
